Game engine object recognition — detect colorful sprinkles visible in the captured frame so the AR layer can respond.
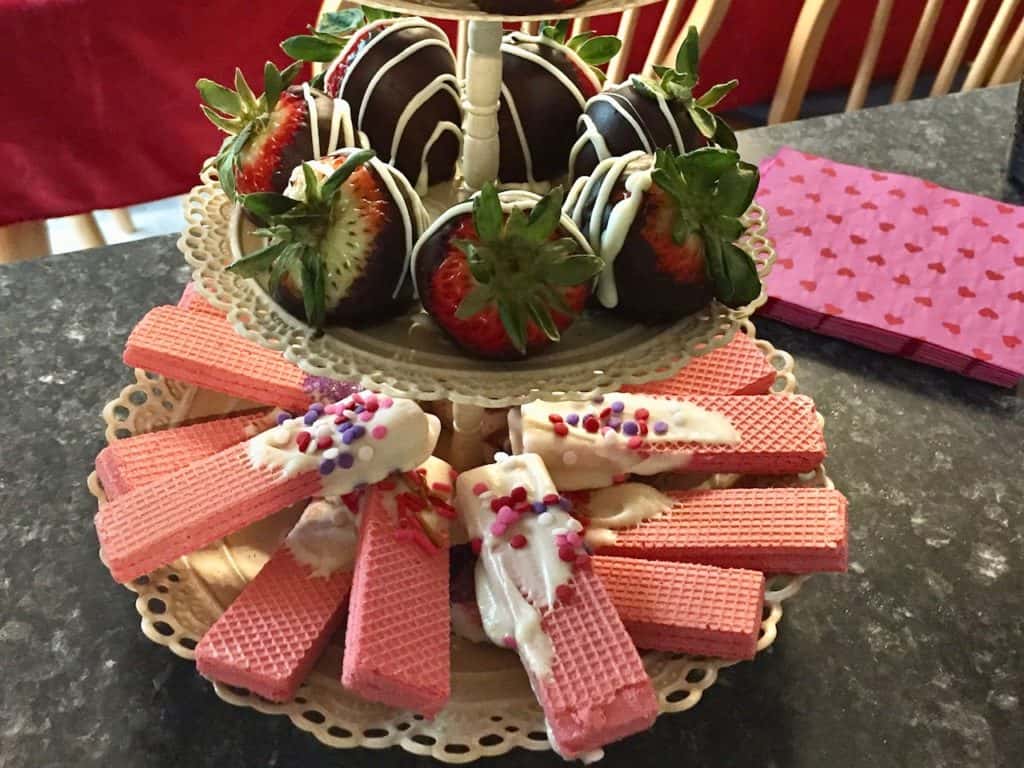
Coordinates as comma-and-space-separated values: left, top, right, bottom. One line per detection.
475, 478, 590, 606
541, 399, 679, 463
278, 392, 401, 479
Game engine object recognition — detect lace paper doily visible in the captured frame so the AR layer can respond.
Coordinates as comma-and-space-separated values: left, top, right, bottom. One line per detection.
88, 322, 829, 762
179, 166, 777, 407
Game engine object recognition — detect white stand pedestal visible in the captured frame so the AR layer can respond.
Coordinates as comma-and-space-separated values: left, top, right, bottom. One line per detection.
460, 20, 503, 192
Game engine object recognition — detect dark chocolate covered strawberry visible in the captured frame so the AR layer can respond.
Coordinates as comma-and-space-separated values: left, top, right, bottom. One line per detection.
564, 148, 761, 323
498, 22, 619, 184
412, 185, 602, 359
283, 9, 462, 193
570, 27, 738, 181
197, 62, 364, 200
229, 149, 428, 328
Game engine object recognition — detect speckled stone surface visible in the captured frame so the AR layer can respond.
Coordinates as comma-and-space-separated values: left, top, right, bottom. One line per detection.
1, 86, 1022, 767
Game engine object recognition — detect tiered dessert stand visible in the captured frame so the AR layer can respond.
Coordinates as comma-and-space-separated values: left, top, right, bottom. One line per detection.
89, 0, 832, 760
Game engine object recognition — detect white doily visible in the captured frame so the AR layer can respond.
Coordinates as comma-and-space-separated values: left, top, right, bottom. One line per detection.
88, 322, 830, 763
180, 166, 777, 407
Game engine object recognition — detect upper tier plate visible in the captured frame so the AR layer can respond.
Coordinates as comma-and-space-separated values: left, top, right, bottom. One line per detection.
358, 0, 661, 21
181, 166, 777, 407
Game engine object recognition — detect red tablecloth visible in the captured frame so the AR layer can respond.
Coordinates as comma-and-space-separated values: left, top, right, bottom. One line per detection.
0, 0, 996, 226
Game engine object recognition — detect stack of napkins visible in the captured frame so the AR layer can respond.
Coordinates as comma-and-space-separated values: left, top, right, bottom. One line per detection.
757, 147, 1023, 387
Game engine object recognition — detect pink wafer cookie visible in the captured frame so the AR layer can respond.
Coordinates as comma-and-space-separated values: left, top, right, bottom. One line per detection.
342, 459, 455, 716
96, 395, 440, 583
124, 306, 354, 411
195, 498, 358, 701
177, 283, 226, 316
574, 485, 848, 573
592, 555, 765, 659
95, 409, 273, 500
96, 443, 322, 582
516, 394, 826, 490
456, 455, 657, 758
622, 333, 776, 397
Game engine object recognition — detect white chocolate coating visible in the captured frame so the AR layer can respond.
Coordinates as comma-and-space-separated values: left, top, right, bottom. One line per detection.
563, 151, 651, 308
575, 483, 672, 549
248, 394, 441, 498
286, 497, 360, 577
455, 454, 584, 680
512, 394, 741, 490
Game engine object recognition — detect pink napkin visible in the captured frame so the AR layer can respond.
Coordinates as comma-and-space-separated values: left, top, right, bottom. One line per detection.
756, 147, 1024, 387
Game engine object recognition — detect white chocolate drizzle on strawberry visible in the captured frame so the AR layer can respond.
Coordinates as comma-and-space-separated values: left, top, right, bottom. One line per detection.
326, 17, 463, 196
300, 82, 368, 160
563, 151, 651, 308
283, 155, 428, 299
455, 454, 588, 680
569, 85, 687, 179
499, 32, 601, 186
510, 393, 740, 491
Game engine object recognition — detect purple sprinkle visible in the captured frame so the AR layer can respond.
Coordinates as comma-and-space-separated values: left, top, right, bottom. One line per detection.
532, 501, 547, 514
558, 496, 574, 512
565, 413, 580, 426
653, 420, 669, 434
303, 411, 319, 426
349, 425, 366, 440
337, 452, 355, 469
318, 459, 335, 475
342, 430, 357, 445
611, 400, 625, 413
310, 402, 324, 413
622, 421, 639, 436
276, 412, 291, 425
301, 375, 359, 402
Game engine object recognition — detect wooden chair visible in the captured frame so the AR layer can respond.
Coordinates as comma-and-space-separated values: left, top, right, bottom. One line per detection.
769, 0, 1024, 125
0, 209, 135, 264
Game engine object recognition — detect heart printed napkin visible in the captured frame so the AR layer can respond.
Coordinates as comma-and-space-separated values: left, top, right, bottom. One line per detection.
757, 147, 1023, 386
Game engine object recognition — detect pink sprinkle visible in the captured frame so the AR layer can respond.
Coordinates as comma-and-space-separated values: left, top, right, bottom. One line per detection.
431, 481, 452, 493
324, 404, 340, 415
542, 493, 559, 504
555, 533, 568, 546
566, 531, 581, 546
295, 431, 312, 452
364, 394, 379, 410
470, 537, 482, 554
359, 411, 373, 422
490, 521, 507, 536
352, 393, 364, 405
509, 533, 527, 549
627, 436, 643, 449
316, 435, 333, 450
553, 422, 569, 437
371, 425, 388, 439
502, 635, 517, 649
497, 506, 517, 524
381, 396, 394, 408
472, 482, 488, 496
558, 544, 576, 562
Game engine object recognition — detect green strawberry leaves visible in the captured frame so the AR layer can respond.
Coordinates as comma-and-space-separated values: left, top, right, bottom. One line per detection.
197, 61, 303, 201
228, 152, 376, 328
629, 25, 738, 150
453, 184, 603, 354
282, 5, 395, 63
652, 148, 761, 309
537, 21, 621, 83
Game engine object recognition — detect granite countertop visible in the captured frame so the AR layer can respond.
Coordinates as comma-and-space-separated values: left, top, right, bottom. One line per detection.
1, 85, 1021, 767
